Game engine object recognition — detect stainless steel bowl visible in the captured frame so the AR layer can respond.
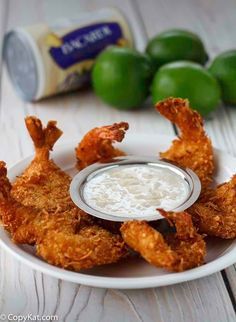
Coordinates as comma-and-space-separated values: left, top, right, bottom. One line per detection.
70, 156, 201, 222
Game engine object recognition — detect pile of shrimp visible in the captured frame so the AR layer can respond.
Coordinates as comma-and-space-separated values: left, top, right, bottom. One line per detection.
0, 118, 128, 271
120, 98, 235, 272
0, 97, 235, 273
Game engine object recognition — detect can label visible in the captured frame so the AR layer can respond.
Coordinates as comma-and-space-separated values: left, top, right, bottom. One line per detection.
49, 22, 123, 69
5, 8, 133, 100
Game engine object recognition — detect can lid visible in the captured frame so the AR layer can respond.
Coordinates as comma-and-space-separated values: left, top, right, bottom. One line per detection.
3, 31, 38, 101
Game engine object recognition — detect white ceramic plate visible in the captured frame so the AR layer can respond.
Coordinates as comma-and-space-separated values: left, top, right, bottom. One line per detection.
0, 134, 236, 289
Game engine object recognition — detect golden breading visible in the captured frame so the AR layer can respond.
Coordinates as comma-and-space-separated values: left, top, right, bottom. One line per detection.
2, 111, 235, 274
11, 116, 74, 212
0, 162, 128, 270
75, 122, 129, 170
37, 226, 127, 271
156, 97, 214, 190
121, 210, 206, 272
189, 175, 236, 239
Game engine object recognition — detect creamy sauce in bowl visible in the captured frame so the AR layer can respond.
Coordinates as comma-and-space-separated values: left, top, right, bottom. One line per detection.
70, 156, 201, 222
83, 165, 190, 218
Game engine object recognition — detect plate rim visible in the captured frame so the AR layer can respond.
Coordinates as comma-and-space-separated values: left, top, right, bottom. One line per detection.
1, 133, 236, 289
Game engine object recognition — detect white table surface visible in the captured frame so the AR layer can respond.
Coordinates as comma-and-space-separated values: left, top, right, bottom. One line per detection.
0, 0, 236, 321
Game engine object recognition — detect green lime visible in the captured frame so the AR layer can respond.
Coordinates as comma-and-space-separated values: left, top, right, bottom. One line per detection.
209, 50, 236, 105
146, 29, 208, 69
151, 61, 221, 116
92, 46, 153, 109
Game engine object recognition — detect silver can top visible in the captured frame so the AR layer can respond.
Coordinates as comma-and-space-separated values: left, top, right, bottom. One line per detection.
70, 156, 201, 222
3, 31, 38, 101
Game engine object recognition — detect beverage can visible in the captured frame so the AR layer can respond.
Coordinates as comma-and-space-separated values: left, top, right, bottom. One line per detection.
3, 8, 134, 101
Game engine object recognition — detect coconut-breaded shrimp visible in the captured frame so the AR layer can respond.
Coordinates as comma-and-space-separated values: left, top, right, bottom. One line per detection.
189, 175, 236, 239
11, 117, 75, 212
121, 210, 206, 272
37, 226, 127, 271
156, 98, 214, 189
75, 122, 129, 170
0, 162, 128, 270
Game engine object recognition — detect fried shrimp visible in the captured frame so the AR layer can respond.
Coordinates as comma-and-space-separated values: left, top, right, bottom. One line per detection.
189, 175, 236, 239
121, 210, 206, 272
0, 162, 128, 270
75, 122, 129, 170
11, 117, 74, 212
156, 98, 214, 189
37, 226, 127, 271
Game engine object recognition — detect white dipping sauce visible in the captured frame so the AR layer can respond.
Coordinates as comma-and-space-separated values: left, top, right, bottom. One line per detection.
83, 165, 189, 218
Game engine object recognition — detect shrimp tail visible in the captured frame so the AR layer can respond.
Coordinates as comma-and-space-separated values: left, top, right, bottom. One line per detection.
76, 122, 129, 170
158, 209, 197, 240
25, 116, 63, 159
97, 122, 129, 141
156, 97, 204, 139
